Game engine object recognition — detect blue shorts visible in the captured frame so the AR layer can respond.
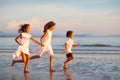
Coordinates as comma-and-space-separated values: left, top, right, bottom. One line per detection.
66, 53, 73, 58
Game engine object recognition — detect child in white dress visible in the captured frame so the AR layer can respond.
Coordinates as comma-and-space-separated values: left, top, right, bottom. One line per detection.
30, 21, 57, 72
11, 24, 42, 73
63, 31, 80, 69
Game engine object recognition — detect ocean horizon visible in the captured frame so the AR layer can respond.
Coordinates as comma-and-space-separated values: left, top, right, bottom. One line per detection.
0, 35, 120, 54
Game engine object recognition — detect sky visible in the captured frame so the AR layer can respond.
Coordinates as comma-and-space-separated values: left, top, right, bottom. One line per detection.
0, 0, 120, 35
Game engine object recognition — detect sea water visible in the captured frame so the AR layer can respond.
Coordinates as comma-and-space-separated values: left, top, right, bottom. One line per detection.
0, 36, 120, 54
0, 36, 120, 80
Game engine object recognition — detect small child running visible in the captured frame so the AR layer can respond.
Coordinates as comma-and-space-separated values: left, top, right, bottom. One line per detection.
63, 31, 80, 69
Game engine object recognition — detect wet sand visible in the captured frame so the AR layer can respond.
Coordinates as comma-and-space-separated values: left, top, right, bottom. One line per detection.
0, 53, 120, 80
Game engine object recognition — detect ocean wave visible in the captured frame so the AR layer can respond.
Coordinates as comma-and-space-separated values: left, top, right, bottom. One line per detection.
53, 44, 120, 47
81, 44, 110, 47
80, 44, 120, 47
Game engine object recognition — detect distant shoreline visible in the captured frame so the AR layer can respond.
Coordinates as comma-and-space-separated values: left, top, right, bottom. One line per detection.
1, 35, 120, 37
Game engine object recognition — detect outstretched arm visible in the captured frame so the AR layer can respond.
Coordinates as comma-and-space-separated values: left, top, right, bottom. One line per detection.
73, 43, 80, 47
30, 37, 42, 46
40, 31, 48, 45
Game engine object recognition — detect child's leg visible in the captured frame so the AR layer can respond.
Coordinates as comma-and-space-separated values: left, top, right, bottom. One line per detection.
64, 58, 71, 69
11, 54, 41, 67
50, 55, 57, 72
64, 55, 74, 69
24, 54, 30, 72
71, 54, 74, 60
11, 59, 23, 67
30, 55, 41, 60
21, 53, 27, 72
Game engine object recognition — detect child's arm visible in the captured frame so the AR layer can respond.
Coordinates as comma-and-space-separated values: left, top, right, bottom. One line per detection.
15, 34, 23, 46
65, 43, 69, 53
30, 37, 43, 46
73, 43, 80, 47
40, 31, 48, 45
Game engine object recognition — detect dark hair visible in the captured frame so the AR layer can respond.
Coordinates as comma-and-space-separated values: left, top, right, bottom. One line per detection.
43, 21, 56, 33
18, 24, 30, 33
66, 31, 73, 37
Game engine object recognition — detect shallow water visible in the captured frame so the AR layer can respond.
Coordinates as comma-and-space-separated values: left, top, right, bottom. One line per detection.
0, 36, 120, 80
0, 53, 120, 80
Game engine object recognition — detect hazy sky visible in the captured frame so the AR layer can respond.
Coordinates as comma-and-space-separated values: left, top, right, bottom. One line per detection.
0, 0, 120, 35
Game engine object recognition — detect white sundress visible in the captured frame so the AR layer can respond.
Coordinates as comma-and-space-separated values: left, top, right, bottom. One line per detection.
32, 30, 54, 57
12, 33, 31, 60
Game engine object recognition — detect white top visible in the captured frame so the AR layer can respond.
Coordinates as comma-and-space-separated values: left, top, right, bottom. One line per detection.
19, 33, 31, 48
41, 30, 52, 45
12, 33, 31, 59
65, 38, 74, 53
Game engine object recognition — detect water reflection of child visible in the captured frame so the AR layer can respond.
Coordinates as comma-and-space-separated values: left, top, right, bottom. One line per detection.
64, 69, 74, 80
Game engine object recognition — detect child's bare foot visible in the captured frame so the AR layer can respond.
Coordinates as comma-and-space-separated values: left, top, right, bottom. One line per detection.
63, 65, 68, 69
63, 63, 68, 69
11, 60, 15, 68
24, 70, 30, 73
50, 68, 57, 72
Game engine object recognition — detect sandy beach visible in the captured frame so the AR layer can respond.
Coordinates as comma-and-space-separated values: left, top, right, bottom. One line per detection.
0, 53, 120, 80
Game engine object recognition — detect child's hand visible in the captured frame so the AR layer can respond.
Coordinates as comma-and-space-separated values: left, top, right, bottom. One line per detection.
19, 43, 23, 46
73, 42, 80, 46
18, 42, 23, 46
41, 44, 44, 47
